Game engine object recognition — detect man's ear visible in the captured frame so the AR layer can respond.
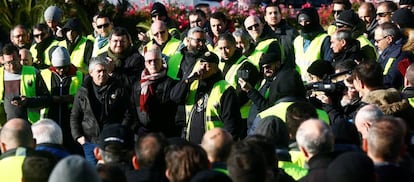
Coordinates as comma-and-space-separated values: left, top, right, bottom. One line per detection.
0, 142, 7, 154
132, 155, 139, 170
362, 138, 368, 153
165, 169, 172, 181
93, 147, 102, 160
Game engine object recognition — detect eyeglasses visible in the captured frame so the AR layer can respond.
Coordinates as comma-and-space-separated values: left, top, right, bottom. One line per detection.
145, 58, 161, 63
246, 23, 260, 31
189, 37, 206, 43
110, 39, 126, 44
262, 64, 272, 69
33, 33, 45, 38
97, 23, 110, 29
153, 30, 166, 37
333, 10, 343, 15
374, 35, 389, 43
376, 12, 392, 17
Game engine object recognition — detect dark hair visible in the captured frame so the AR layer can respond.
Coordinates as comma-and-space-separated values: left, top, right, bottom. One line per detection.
32, 23, 50, 33
265, 3, 280, 13
333, 0, 352, 10
244, 135, 278, 168
378, 1, 398, 12
97, 164, 127, 182
189, 9, 206, 19
109, 27, 132, 44
165, 143, 209, 182
22, 150, 58, 182
227, 141, 267, 182
286, 101, 318, 138
217, 33, 236, 46
1, 43, 19, 55
210, 12, 227, 23
135, 133, 168, 168
352, 61, 383, 89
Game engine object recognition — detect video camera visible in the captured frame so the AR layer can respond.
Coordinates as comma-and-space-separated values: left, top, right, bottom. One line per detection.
305, 70, 352, 94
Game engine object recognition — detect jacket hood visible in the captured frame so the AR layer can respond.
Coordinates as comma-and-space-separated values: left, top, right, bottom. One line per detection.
362, 88, 410, 115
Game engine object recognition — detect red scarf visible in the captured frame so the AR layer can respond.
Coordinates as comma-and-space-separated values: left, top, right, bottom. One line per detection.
139, 68, 166, 112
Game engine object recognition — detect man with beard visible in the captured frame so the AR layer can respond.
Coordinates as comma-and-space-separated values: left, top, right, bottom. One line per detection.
97, 27, 145, 88
171, 51, 242, 144
263, 3, 298, 68
167, 26, 209, 80
9, 25, 31, 49
167, 27, 209, 135
30, 24, 60, 69
294, 7, 332, 82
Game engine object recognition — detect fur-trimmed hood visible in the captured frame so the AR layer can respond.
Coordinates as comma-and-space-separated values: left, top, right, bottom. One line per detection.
362, 88, 411, 115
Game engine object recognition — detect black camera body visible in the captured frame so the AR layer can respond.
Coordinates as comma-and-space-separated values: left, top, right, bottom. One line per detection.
305, 81, 345, 94
238, 69, 249, 80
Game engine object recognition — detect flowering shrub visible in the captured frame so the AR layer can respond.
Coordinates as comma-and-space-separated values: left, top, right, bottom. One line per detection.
122, 1, 352, 32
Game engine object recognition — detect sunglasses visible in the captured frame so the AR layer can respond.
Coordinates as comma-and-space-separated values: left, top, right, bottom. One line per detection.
247, 23, 260, 31
33, 32, 45, 38
97, 23, 110, 29
333, 10, 343, 15
189, 37, 206, 43
153, 30, 166, 37
376, 12, 392, 17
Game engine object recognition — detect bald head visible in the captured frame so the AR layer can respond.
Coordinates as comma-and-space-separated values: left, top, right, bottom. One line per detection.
244, 15, 263, 42
355, 104, 383, 139
296, 119, 334, 160
0, 118, 35, 153
151, 20, 168, 45
201, 128, 233, 163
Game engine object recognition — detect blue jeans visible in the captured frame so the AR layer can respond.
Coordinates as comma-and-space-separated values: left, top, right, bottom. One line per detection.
82, 142, 98, 165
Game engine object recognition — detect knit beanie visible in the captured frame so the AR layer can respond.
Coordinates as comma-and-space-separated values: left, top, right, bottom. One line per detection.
307, 60, 334, 79
335, 10, 361, 28
151, 2, 168, 17
392, 8, 414, 29
62, 18, 82, 33
51, 46, 70, 67
48, 155, 100, 182
198, 51, 219, 64
259, 52, 281, 67
44, 6, 62, 22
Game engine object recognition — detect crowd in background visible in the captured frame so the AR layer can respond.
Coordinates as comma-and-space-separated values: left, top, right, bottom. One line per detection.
2, 0, 414, 182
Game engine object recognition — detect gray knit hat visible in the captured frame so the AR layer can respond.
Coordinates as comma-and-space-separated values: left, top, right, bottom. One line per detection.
48, 155, 101, 182
44, 6, 62, 22
51, 46, 70, 67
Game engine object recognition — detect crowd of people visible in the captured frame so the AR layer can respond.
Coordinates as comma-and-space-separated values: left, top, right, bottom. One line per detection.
2, 0, 414, 181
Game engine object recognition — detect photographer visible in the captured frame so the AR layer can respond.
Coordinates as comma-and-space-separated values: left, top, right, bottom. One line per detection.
239, 52, 305, 130
216, 33, 260, 137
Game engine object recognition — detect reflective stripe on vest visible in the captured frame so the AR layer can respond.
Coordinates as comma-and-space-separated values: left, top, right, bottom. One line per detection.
146, 38, 181, 57
222, 56, 251, 118
357, 35, 378, 59
39, 70, 83, 117
383, 58, 396, 75
248, 38, 279, 69
167, 53, 184, 80
30, 40, 60, 66
294, 33, 328, 81
258, 101, 330, 124
0, 66, 39, 123
59, 37, 89, 74
185, 80, 231, 139
92, 41, 109, 57
278, 161, 308, 181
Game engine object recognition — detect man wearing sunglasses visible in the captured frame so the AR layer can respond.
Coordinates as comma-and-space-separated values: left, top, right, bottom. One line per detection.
30, 23, 60, 70
376, 1, 398, 25
327, 0, 352, 35
243, 15, 282, 69
59, 18, 93, 74
374, 22, 409, 89
92, 13, 113, 58
145, 20, 181, 59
